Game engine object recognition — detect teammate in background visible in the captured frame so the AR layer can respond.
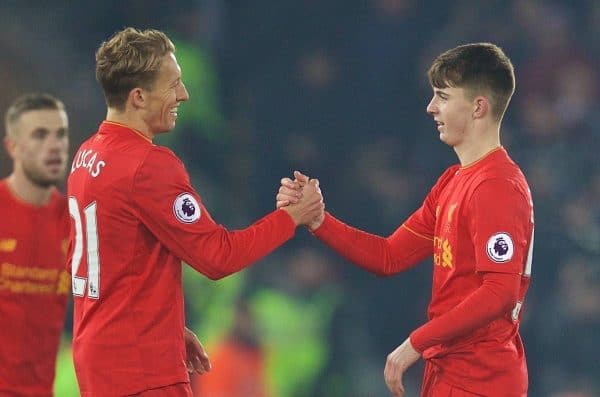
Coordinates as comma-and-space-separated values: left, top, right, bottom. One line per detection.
0, 93, 70, 396
67, 27, 323, 397
278, 43, 534, 396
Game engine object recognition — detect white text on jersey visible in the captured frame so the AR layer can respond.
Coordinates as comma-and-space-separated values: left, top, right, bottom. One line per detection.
71, 149, 106, 178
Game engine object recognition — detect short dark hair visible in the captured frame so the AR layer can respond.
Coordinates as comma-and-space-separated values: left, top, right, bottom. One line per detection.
95, 27, 175, 110
5, 93, 65, 137
428, 43, 515, 122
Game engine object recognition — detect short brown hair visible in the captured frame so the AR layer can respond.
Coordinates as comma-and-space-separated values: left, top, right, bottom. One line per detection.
428, 43, 515, 122
95, 27, 175, 110
5, 93, 65, 137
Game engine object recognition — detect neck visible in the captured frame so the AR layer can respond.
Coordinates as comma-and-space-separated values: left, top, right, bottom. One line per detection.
454, 123, 501, 166
7, 173, 54, 206
106, 108, 154, 140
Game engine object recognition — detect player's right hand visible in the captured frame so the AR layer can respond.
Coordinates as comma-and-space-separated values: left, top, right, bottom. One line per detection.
278, 171, 324, 230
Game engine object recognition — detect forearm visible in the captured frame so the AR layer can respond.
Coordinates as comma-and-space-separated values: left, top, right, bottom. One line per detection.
183, 209, 296, 279
312, 212, 431, 276
410, 272, 520, 352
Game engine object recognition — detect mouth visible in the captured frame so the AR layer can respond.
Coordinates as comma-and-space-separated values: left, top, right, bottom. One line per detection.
169, 106, 179, 117
435, 120, 444, 130
45, 158, 64, 168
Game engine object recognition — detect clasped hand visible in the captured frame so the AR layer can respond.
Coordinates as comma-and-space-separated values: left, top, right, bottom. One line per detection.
276, 170, 324, 229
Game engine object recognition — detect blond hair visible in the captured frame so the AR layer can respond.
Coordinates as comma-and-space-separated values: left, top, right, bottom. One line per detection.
95, 27, 175, 110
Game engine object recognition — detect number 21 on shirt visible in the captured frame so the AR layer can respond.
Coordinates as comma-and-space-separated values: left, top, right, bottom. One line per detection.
69, 197, 100, 299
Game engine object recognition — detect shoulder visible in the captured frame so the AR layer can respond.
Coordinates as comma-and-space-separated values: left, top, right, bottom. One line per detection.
134, 145, 189, 184
422, 164, 460, 202
51, 187, 67, 203
434, 164, 460, 189
50, 187, 68, 209
468, 177, 532, 215
144, 145, 185, 167
476, 155, 531, 200
482, 149, 526, 177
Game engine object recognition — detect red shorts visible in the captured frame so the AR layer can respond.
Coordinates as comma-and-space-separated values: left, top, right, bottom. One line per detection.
421, 362, 482, 397
129, 382, 193, 397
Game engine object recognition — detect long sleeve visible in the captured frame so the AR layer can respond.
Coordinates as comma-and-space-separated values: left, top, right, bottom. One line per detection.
134, 147, 296, 280
410, 271, 520, 352
312, 212, 432, 276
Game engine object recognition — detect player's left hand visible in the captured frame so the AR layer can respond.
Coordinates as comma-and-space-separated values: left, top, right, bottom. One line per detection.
184, 327, 211, 375
276, 170, 309, 208
384, 337, 421, 397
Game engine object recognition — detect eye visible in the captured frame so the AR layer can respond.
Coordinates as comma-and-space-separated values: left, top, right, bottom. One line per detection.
57, 128, 69, 138
31, 128, 49, 139
433, 90, 448, 101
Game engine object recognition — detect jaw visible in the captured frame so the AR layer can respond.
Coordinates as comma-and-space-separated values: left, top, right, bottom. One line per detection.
438, 132, 454, 147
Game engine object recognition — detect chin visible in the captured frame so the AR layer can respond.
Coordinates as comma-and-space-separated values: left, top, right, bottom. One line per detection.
33, 178, 59, 188
439, 132, 458, 146
164, 121, 177, 131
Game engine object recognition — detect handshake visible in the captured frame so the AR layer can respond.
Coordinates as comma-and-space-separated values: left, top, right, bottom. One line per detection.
276, 170, 324, 231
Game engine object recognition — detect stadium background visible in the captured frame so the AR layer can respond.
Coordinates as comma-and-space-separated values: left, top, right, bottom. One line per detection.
1, 1, 598, 396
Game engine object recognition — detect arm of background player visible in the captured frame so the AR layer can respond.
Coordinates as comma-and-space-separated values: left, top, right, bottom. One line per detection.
409, 271, 520, 352
312, 212, 432, 276
133, 147, 299, 280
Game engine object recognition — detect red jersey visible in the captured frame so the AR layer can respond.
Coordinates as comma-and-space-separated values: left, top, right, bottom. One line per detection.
0, 179, 70, 397
67, 121, 296, 396
314, 147, 533, 396
404, 147, 532, 395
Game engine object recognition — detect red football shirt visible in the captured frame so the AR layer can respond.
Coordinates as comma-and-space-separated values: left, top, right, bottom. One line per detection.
0, 179, 70, 397
67, 121, 296, 396
314, 147, 533, 396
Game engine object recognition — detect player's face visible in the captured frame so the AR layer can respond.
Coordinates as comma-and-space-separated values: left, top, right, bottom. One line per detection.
145, 52, 189, 135
9, 109, 69, 187
426, 86, 474, 147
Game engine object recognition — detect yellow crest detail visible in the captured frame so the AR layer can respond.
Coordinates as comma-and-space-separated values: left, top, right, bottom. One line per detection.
0, 239, 17, 252
447, 203, 458, 222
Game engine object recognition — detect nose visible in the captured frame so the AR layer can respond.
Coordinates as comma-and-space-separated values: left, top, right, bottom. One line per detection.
178, 82, 190, 102
426, 97, 437, 116
47, 132, 68, 152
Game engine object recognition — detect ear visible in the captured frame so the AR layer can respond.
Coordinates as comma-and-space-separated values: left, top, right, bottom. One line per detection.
473, 96, 489, 119
4, 136, 17, 160
128, 87, 147, 109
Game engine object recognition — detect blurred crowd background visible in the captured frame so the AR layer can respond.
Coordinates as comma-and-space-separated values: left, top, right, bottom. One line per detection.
1, 1, 599, 396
